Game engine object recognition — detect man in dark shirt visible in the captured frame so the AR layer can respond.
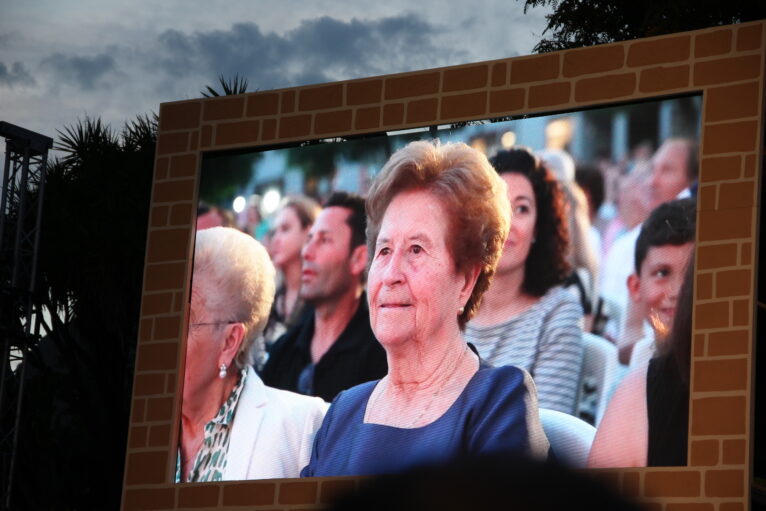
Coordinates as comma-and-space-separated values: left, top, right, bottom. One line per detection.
260, 192, 386, 402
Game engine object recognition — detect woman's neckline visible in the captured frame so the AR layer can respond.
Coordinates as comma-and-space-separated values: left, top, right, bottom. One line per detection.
361, 362, 488, 430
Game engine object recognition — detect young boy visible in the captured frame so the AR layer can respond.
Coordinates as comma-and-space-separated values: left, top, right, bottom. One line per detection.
620, 198, 696, 368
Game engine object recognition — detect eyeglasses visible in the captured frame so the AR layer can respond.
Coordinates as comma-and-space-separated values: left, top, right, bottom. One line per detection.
189, 321, 240, 328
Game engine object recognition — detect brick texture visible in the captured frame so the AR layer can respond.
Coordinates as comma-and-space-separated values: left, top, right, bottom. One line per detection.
563, 45, 624, 77
690, 439, 718, 466
440, 92, 487, 119
705, 81, 760, 122
222, 483, 275, 506
718, 181, 755, 210
157, 132, 189, 155
278, 482, 318, 505
143, 261, 187, 292
511, 54, 559, 84
278, 114, 311, 139
247, 92, 279, 116
443, 65, 488, 91
695, 29, 733, 58
355, 107, 380, 130
715, 269, 752, 297
698, 208, 752, 242
135, 341, 178, 372
722, 439, 747, 465
406, 98, 438, 124
152, 179, 195, 204
125, 451, 168, 485
133, 373, 166, 396
639, 65, 689, 92
491, 62, 507, 86
347, 80, 382, 106
694, 55, 761, 86
644, 471, 700, 497
215, 120, 259, 146
528, 82, 570, 108
146, 229, 189, 263
698, 243, 738, 269
691, 396, 746, 435
706, 470, 745, 497
736, 24, 762, 51
700, 155, 741, 182
159, 102, 201, 131
168, 154, 197, 178
575, 73, 636, 102
123, 489, 175, 511
314, 109, 352, 135
385, 72, 440, 100
178, 486, 219, 508
694, 358, 748, 391
628, 35, 691, 66
708, 329, 737, 359
202, 97, 244, 121
299, 84, 343, 111
489, 88, 525, 113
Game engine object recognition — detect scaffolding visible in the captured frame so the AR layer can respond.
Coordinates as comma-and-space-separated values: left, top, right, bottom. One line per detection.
0, 121, 52, 509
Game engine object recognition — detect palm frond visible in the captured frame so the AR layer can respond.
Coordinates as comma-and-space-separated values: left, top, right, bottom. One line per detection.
201, 73, 250, 97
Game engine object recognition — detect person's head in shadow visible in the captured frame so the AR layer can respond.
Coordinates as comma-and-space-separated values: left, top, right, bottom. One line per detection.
326, 453, 644, 511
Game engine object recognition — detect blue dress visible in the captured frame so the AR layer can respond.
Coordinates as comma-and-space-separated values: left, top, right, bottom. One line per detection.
301, 364, 540, 477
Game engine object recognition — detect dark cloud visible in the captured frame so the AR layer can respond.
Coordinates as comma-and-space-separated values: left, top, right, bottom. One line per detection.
152, 14, 460, 92
0, 61, 35, 87
41, 53, 116, 90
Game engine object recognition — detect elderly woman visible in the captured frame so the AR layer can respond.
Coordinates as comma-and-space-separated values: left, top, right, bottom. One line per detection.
301, 141, 548, 477
179, 227, 327, 482
464, 147, 584, 415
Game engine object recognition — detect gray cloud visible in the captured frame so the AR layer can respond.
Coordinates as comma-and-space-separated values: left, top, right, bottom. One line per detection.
40, 53, 116, 90
0, 61, 35, 87
151, 14, 461, 93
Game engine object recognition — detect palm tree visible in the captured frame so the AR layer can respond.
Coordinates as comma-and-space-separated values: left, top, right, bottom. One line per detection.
201, 73, 250, 97
7, 114, 155, 510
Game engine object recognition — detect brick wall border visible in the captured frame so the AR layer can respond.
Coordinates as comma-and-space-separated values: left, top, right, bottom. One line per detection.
123, 20, 765, 511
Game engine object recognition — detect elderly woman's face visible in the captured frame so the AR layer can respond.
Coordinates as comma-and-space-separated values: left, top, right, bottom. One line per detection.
183, 290, 224, 404
368, 189, 472, 347
496, 172, 537, 275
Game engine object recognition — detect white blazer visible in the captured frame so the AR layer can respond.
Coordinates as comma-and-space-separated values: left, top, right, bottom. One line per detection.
224, 368, 329, 480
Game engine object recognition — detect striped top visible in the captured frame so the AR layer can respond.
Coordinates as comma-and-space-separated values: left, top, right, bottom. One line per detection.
464, 286, 584, 414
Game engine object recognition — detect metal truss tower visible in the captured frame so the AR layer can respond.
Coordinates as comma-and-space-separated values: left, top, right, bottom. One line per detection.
0, 121, 52, 509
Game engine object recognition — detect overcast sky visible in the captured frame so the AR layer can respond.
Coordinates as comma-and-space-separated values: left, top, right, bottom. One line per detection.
0, 1, 551, 142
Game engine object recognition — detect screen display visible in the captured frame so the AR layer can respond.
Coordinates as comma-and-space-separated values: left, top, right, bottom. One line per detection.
177, 94, 701, 482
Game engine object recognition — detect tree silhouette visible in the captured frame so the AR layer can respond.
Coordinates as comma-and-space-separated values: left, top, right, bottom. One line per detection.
7, 114, 155, 509
201, 73, 250, 97
523, 0, 766, 52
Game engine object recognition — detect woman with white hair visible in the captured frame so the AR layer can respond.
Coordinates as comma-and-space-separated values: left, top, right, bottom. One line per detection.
178, 227, 328, 482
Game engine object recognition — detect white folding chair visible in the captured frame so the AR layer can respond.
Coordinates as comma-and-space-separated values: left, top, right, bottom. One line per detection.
539, 408, 596, 468
577, 332, 619, 427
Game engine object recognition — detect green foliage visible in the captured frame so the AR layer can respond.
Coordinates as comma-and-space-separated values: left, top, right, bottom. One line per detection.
522, 0, 766, 52
199, 151, 261, 206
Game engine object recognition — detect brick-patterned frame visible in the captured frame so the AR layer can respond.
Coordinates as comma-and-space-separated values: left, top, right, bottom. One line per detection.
122, 21, 764, 511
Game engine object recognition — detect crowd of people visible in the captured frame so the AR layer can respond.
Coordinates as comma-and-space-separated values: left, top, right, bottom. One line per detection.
179, 134, 699, 483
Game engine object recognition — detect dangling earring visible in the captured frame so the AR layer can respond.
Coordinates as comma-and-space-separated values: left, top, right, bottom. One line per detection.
219, 363, 227, 379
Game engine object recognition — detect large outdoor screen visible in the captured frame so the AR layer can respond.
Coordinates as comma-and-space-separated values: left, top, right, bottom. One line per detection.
122, 20, 763, 511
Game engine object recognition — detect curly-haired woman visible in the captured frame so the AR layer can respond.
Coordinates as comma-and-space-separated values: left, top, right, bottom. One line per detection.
464, 146, 584, 415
